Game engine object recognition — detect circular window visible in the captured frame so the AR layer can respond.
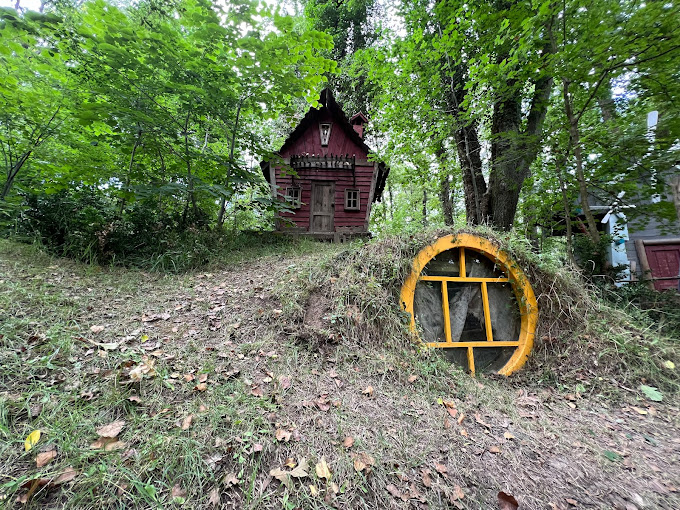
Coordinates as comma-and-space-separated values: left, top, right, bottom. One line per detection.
400, 234, 538, 375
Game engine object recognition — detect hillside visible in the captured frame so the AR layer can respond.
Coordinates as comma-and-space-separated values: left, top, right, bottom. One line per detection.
1, 238, 678, 509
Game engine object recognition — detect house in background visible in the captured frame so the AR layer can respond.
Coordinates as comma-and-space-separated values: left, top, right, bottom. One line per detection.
587, 111, 680, 290
261, 88, 389, 241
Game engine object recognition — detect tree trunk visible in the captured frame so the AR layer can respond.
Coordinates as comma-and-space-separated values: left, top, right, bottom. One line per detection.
556, 158, 577, 266
453, 123, 487, 225
436, 147, 454, 225
563, 79, 601, 245
422, 189, 428, 227
217, 98, 243, 228
1, 151, 31, 201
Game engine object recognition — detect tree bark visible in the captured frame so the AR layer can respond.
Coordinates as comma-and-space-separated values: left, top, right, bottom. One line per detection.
563, 79, 601, 245
435, 147, 454, 225
217, 97, 243, 228
422, 189, 428, 227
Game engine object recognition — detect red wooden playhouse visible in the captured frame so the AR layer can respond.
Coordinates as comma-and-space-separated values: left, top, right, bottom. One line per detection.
261, 89, 389, 240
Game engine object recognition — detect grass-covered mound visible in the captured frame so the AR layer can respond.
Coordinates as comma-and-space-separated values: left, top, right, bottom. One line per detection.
277, 226, 679, 396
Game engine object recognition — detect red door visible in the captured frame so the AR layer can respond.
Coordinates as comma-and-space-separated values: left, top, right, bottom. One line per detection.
645, 243, 680, 291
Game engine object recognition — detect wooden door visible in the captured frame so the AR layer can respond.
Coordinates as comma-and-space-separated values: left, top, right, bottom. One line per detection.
310, 182, 334, 232
645, 243, 680, 291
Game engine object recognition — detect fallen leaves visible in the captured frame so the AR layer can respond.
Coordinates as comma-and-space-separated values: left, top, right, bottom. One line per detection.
352, 452, 375, 474
421, 468, 432, 488
36, 449, 57, 468
270, 457, 309, 488
275, 429, 292, 442
194, 382, 208, 392
278, 375, 292, 389
315, 457, 332, 480
91, 420, 126, 450
24, 430, 41, 452
181, 415, 193, 430
342, 436, 354, 448
128, 357, 156, 382
17, 467, 79, 504
407, 374, 418, 383
96, 420, 125, 438
362, 386, 374, 397
90, 325, 105, 334
434, 462, 448, 476
208, 487, 220, 506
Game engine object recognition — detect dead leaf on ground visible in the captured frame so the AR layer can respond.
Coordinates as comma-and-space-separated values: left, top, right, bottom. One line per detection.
129, 358, 156, 382
251, 385, 264, 397
342, 436, 354, 448
36, 449, 57, 468
275, 429, 292, 442
362, 386, 374, 397
171, 484, 187, 498
198, 373, 208, 383
128, 395, 142, 403
386, 483, 404, 500
278, 375, 292, 389
96, 420, 125, 438
309, 484, 319, 496
315, 457, 331, 480
252, 443, 263, 453
181, 414, 193, 430
208, 487, 220, 506
434, 462, 448, 476
565, 498, 578, 506
195, 382, 208, 392
451, 485, 465, 500
488, 445, 501, 454
421, 468, 432, 488
269, 468, 292, 488
223, 472, 239, 488
52, 467, 78, 485
290, 458, 309, 478
90, 325, 105, 334
504, 432, 515, 440
457, 413, 465, 424
352, 452, 375, 473
498, 491, 519, 510
407, 374, 418, 383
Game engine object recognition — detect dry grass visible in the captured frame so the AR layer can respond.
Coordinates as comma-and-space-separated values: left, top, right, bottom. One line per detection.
1, 236, 679, 509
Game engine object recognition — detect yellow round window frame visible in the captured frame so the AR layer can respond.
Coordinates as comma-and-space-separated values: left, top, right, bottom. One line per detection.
400, 234, 538, 376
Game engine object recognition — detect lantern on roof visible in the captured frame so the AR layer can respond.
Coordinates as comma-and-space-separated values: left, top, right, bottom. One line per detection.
400, 234, 538, 375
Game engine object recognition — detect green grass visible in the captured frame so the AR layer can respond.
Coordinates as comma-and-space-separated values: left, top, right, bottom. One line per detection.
1, 236, 679, 509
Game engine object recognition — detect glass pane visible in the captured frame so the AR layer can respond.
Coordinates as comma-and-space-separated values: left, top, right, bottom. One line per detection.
421, 249, 461, 277
446, 283, 486, 342
413, 280, 445, 343
465, 251, 505, 278
487, 283, 521, 342
473, 346, 516, 372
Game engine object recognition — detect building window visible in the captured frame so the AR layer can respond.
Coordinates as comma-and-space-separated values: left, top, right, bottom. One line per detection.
319, 123, 332, 146
285, 186, 301, 208
344, 189, 360, 211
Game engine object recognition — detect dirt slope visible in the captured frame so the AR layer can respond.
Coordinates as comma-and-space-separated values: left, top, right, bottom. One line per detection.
0, 241, 678, 509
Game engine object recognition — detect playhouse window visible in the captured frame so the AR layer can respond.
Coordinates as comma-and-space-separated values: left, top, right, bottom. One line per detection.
319, 123, 332, 146
344, 189, 360, 210
285, 186, 301, 208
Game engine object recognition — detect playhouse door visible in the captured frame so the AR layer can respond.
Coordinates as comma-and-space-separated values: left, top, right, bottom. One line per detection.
644, 242, 680, 291
310, 182, 334, 232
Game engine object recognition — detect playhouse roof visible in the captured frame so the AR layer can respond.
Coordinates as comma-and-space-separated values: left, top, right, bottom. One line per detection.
261, 88, 389, 202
